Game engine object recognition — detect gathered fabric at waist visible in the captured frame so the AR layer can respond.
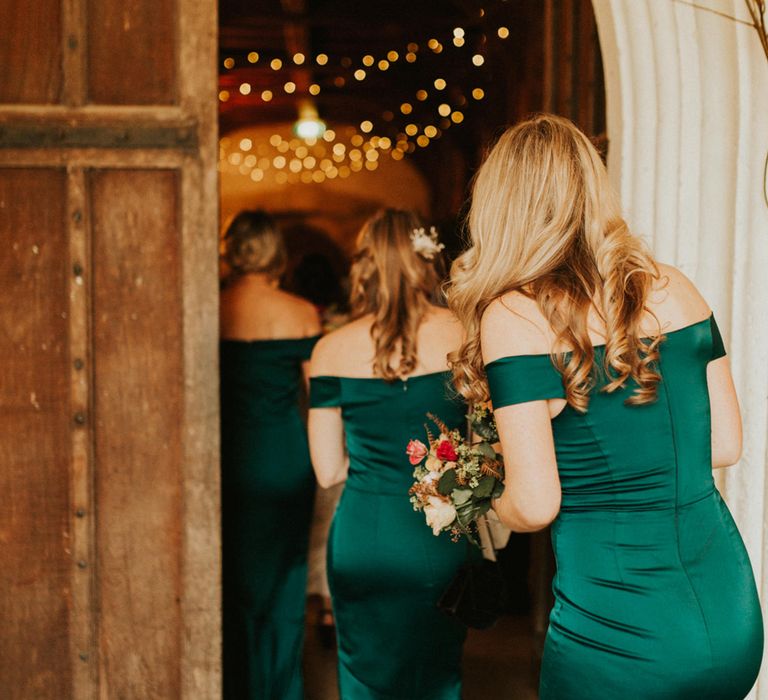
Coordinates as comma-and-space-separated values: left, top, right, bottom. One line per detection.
342, 477, 412, 498
558, 485, 716, 517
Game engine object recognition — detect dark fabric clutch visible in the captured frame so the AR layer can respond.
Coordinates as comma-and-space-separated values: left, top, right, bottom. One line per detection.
437, 558, 508, 629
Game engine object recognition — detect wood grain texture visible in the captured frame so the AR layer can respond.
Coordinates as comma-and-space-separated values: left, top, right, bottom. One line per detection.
86, 0, 177, 105
0, 1, 63, 103
0, 168, 72, 698
91, 169, 183, 698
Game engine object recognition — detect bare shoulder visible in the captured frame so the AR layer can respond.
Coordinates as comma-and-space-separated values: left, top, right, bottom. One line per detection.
310, 316, 370, 376
481, 291, 553, 363
648, 263, 711, 332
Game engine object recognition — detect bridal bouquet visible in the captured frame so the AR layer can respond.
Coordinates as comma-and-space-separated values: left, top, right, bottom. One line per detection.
407, 405, 504, 544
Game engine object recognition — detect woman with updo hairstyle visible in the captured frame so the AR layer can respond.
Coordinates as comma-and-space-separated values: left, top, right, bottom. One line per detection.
447, 114, 763, 698
308, 208, 473, 698
219, 210, 321, 699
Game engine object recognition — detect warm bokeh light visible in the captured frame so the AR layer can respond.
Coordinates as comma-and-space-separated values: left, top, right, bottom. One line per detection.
354, 69, 366, 81
247, 52, 259, 63
434, 78, 446, 90
239, 83, 251, 95
261, 90, 273, 101
438, 103, 451, 117
362, 55, 374, 66
360, 120, 373, 133
498, 26, 510, 39
309, 84, 321, 95
270, 58, 282, 70
219, 90, 230, 102
316, 53, 329, 65
223, 57, 235, 69
401, 102, 413, 114
472, 54, 485, 66
472, 88, 485, 100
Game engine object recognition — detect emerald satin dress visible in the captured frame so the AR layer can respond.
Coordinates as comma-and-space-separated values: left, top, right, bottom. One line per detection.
220, 335, 319, 700
310, 371, 472, 700
486, 316, 764, 699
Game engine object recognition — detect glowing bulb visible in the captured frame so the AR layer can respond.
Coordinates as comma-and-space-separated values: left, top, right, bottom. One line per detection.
295, 118, 326, 139
416, 89, 428, 101
417, 135, 430, 147
293, 52, 305, 64
261, 90, 273, 102
251, 169, 264, 182
362, 55, 374, 66
354, 69, 366, 81
438, 103, 451, 117
405, 124, 418, 136
323, 129, 336, 141
360, 120, 373, 133
472, 88, 485, 100
400, 102, 413, 114
351, 134, 363, 146
316, 53, 329, 65
434, 78, 446, 90
453, 27, 465, 37
273, 155, 286, 168
247, 52, 259, 63
497, 26, 510, 39
271, 58, 283, 70
284, 81, 296, 94
239, 83, 251, 95
378, 60, 389, 71
387, 50, 399, 61
391, 149, 404, 161
239, 138, 253, 151
451, 111, 465, 123
472, 54, 485, 66
428, 38, 439, 49
405, 52, 417, 63
453, 37, 465, 47
424, 125, 437, 138
309, 84, 321, 96
223, 57, 235, 69
218, 90, 230, 102
269, 134, 281, 147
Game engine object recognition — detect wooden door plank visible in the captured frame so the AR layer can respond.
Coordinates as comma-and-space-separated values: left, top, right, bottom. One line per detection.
0, 168, 72, 698
0, 1, 63, 103
91, 169, 183, 698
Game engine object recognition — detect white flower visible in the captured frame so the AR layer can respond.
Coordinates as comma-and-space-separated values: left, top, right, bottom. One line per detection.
422, 470, 442, 486
424, 496, 457, 535
410, 226, 445, 260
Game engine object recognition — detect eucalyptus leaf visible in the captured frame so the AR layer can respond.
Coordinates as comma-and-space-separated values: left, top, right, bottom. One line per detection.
452, 488, 474, 506
491, 481, 506, 499
474, 442, 497, 460
437, 469, 458, 496
473, 475, 496, 498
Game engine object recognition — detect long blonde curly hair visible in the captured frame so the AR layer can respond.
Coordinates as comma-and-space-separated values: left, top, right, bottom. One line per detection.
447, 114, 662, 411
350, 208, 445, 381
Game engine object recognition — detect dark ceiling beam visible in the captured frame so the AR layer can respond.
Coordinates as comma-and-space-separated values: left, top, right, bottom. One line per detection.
280, 0, 312, 94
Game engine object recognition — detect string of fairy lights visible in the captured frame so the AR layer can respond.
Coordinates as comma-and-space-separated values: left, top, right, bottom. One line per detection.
218, 18, 513, 184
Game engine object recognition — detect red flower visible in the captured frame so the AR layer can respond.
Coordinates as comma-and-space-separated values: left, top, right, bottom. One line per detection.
436, 439, 458, 462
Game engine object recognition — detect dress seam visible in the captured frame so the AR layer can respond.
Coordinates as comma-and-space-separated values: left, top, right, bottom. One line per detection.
659, 374, 715, 666
581, 410, 624, 586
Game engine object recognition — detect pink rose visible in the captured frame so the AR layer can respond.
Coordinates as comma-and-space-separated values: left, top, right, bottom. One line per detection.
436, 439, 458, 462
406, 439, 428, 465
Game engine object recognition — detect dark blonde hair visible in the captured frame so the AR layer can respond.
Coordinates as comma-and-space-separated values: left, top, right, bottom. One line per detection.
222, 210, 286, 278
350, 208, 445, 381
447, 114, 662, 411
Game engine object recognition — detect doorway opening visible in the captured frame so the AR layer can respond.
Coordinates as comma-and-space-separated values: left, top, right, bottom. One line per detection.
217, 1, 605, 697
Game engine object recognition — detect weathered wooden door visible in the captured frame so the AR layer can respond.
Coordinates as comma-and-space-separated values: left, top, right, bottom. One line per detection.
0, 1, 220, 698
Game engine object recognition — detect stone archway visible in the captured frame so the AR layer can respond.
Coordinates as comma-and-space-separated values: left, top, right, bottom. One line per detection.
592, 2, 768, 696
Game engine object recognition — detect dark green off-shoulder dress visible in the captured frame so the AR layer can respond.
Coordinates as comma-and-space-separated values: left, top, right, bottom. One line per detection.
220, 335, 320, 700
310, 371, 472, 700
485, 316, 763, 699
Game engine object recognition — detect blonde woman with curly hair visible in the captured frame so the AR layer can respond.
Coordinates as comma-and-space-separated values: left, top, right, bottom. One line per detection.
308, 208, 473, 699
447, 114, 763, 699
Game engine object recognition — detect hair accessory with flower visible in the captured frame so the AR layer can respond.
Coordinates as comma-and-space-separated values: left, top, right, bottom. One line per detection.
410, 226, 445, 260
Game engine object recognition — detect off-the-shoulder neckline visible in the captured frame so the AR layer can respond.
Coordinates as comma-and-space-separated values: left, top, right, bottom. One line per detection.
485, 314, 713, 367
311, 369, 451, 383
220, 333, 322, 345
